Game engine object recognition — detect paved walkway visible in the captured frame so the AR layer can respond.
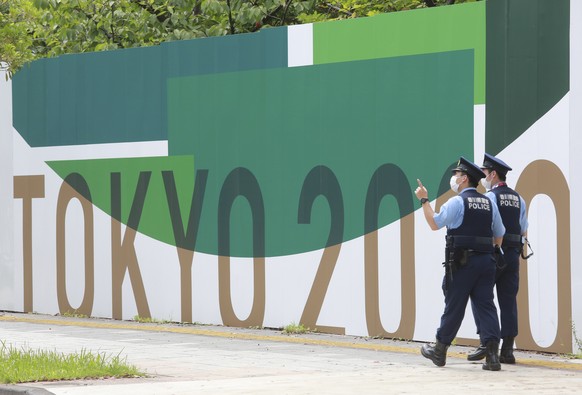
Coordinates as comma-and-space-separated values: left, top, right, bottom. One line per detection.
0, 313, 580, 394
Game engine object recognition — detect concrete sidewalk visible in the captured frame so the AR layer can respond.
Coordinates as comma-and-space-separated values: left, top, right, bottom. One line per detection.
0, 313, 581, 394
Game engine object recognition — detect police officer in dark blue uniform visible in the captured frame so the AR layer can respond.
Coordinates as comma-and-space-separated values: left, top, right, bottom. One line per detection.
415, 157, 505, 371
467, 153, 528, 364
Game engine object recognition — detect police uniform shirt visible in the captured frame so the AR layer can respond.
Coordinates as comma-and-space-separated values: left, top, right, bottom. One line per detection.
434, 187, 505, 237
484, 190, 529, 234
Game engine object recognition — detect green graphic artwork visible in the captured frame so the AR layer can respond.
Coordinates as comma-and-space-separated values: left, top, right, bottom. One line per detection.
14, 1, 569, 257
168, 51, 474, 257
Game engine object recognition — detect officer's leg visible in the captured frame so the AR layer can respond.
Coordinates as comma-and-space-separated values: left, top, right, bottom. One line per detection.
436, 264, 475, 345
441, 274, 447, 297
470, 253, 501, 371
496, 248, 520, 338
470, 298, 481, 334
496, 247, 520, 363
423, 265, 473, 367
467, 298, 486, 361
470, 254, 500, 343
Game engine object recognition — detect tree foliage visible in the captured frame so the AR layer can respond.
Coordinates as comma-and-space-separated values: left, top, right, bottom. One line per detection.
0, 0, 39, 78
0, 0, 479, 77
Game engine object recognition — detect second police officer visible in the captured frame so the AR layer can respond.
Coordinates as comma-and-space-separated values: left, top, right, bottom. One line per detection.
467, 153, 529, 364
415, 157, 505, 371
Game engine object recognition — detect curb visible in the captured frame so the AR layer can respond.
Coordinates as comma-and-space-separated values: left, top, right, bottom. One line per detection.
0, 386, 54, 395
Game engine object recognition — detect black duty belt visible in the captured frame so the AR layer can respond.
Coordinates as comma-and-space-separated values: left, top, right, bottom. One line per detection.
448, 235, 494, 252
502, 233, 522, 248
501, 233, 534, 259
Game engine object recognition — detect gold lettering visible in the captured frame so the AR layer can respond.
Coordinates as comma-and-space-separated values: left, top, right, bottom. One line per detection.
217, 168, 265, 327
56, 174, 94, 316
111, 172, 151, 320
218, 255, 265, 327
177, 248, 194, 323
515, 160, 572, 353
111, 220, 151, 320
300, 244, 345, 335
365, 212, 416, 339
364, 164, 415, 339
162, 169, 208, 324
297, 166, 345, 334
13, 175, 45, 312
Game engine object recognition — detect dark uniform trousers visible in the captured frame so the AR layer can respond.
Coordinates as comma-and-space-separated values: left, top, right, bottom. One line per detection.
495, 246, 520, 338
437, 252, 500, 345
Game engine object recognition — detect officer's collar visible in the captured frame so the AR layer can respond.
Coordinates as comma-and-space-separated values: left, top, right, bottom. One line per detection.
459, 187, 477, 194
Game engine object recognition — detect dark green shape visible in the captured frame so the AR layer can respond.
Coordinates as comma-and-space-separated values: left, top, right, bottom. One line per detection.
437, 162, 458, 197
13, 47, 167, 147
165, 29, 287, 78
64, 172, 93, 204
218, 167, 266, 257
162, 169, 208, 251
169, 51, 474, 257
486, 0, 569, 155
365, 164, 413, 235
12, 28, 287, 148
298, 166, 344, 248
111, 171, 151, 230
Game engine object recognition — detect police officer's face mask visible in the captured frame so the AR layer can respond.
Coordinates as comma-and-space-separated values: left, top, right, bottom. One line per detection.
449, 175, 462, 193
480, 172, 493, 190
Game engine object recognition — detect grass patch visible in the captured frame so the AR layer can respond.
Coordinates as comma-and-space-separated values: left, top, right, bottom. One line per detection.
0, 341, 144, 384
283, 322, 309, 334
60, 310, 89, 319
132, 315, 171, 324
572, 321, 582, 359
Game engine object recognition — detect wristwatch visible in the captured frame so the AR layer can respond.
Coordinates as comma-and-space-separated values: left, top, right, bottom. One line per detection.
420, 197, 429, 206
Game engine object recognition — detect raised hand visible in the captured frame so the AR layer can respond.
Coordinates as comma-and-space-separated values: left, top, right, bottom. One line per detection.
415, 178, 428, 200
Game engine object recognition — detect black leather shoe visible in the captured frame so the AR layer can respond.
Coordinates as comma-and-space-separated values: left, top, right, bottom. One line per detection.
500, 337, 516, 364
482, 340, 501, 371
421, 340, 449, 367
467, 344, 487, 361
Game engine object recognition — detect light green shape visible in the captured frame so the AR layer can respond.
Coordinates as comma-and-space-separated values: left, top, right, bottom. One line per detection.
48, 156, 195, 248
313, 2, 486, 104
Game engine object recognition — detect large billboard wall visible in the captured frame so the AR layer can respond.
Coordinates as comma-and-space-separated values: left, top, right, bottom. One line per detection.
1, 0, 580, 354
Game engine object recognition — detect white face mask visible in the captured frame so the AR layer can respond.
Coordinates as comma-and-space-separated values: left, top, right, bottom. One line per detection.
450, 175, 461, 193
480, 174, 492, 190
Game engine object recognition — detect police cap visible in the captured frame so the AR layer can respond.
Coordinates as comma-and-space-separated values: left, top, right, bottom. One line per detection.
451, 156, 486, 180
480, 153, 512, 176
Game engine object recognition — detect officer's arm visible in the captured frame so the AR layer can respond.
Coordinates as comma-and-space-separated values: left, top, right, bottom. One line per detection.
485, 191, 503, 245
519, 196, 529, 234
491, 201, 505, 246
422, 200, 439, 230
415, 179, 439, 230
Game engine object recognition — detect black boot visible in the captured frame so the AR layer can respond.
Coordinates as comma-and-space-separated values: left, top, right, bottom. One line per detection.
499, 337, 516, 364
482, 340, 501, 371
421, 340, 449, 367
467, 344, 487, 361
